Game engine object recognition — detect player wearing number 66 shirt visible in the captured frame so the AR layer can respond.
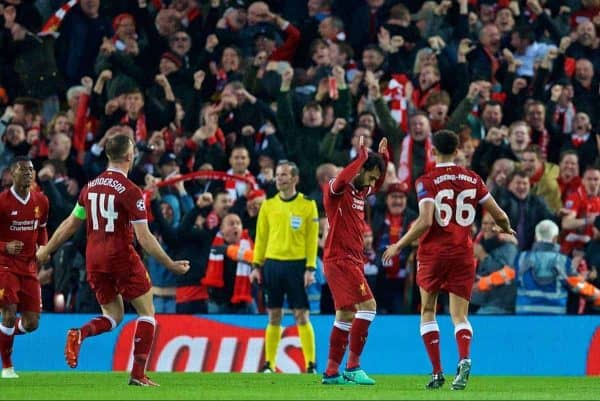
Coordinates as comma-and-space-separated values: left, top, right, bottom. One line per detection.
36, 133, 190, 387
383, 130, 514, 391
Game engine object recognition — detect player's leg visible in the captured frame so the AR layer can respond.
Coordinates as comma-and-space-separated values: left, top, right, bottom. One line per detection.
293, 308, 316, 373
449, 293, 472, 390
343, 297, 376, 385
65, 272, 122, 369
445, 258, 476, 390
0, 303, 18, 378
0, 272, 33, 378
419, 287, 445, 389
261, 260, 284, 373
322, 308, 354, 384
129, 289, 159, 386
288, 261, 316, 373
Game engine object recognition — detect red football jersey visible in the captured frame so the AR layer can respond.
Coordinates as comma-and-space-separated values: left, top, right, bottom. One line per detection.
0, 188, 49, 275
77, 168, 147, 273
560, 185, 600, 254
323, 180, 373, 265
416, 163, 489, 260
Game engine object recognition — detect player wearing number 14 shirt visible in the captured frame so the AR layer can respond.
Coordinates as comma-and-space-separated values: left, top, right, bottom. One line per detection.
36, 134, 190, 387
383, 130, 514, 391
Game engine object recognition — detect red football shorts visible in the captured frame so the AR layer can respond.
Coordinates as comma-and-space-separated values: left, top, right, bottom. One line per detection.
416, 256, 476, 301
87, 261, 151, 306
0, 270, 41, 313
324, 259, 373, 311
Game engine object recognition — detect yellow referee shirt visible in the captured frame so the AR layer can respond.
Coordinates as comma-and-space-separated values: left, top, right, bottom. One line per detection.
253, 192, 319, 268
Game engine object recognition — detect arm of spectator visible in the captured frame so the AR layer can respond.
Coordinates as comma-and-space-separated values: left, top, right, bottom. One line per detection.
319, 118, 348, 166
370, 77, 405, 150
268, 14, 301, 62
331, 66, 351, 120
446, 82, 479, 133
275, 66, 297, 145
530, 0, 564, 44
155, 74, 175, 102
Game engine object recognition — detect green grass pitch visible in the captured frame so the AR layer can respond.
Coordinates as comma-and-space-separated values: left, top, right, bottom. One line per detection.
2, 372, 600, 400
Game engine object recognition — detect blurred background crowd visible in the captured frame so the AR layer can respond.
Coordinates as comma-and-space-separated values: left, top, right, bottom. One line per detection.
2, 0, 600, 315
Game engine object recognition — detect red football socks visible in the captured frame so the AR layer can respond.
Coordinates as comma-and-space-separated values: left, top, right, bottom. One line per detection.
421, 321, 442, 374
325, 321, 351, 376
346, 311, 375, 370
455, 322, 473, 360
130, 317, 156, 379
0, 327, 15, 369
81, 316, 114, 340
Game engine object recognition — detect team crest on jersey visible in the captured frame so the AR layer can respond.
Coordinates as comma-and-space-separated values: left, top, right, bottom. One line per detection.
34, 206, 41, 218
290, 216, 302, 230
359, 282, 367, 296
136, 199, 146, 211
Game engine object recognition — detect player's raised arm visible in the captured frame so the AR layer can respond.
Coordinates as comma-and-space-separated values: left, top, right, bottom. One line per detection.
133, 222, 190, 275
36, 213, 84, 265
481, 196, 516, 236
382, 195, 434, 264
372, 138, 390, 193
330, 135, 369, 194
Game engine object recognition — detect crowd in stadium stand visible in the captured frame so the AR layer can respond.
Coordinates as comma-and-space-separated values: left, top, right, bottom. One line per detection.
2, 0, 600, 315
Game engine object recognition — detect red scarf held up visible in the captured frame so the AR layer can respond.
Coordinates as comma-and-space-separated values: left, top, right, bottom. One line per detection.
202, 230, 254, 304
121, 113, 147, 143
382, 74, 410, 133
397, 134, 435, 190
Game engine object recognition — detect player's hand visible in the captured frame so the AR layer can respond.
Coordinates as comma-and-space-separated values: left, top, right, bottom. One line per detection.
304, 270, 316, 288
382, 243, 401, 265
6, 240, 24, 256
492, 225, 517, 236
168, 260, 190, 275
378, 137, 388, 157
250, 266, 262, 285
36, 246, 50, 264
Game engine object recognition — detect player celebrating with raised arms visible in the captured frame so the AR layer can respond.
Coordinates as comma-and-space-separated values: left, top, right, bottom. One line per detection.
321, 135, 388, 385
0, 156, 49, 379
383, 130, 515, 390
36, 133, 190, 387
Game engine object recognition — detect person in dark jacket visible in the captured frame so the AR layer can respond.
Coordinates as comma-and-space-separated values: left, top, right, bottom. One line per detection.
493, 170, 556, 251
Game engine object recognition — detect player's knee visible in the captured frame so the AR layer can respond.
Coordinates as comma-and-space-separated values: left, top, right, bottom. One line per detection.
268, 309, 283, 325
2, 315, 16, 328
22, 318, 38, 332
293, 309, 310, 325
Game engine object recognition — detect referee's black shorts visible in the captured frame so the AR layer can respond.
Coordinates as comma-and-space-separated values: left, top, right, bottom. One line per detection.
262, 259, 309, 309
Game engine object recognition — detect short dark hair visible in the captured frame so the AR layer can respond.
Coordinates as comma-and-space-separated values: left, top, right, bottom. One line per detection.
584, 161, 600, 174
363, 152, 385, 173
13, 97, 41, 115
559, 149, 579, 163
105, 134, 133, 162
507, 169, 529, 184
276, 160, 300, 177
9, 155, 31, 170
432, 129, 459, 155
523, 144, 543, 159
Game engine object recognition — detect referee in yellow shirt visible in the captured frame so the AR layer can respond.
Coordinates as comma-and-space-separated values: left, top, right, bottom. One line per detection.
250, 160, 319, 374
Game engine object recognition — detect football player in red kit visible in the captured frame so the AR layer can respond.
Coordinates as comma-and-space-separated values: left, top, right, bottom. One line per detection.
37, 134, 190, 386
0, 156, 49, 379
321, 136, 388, 385
383, 130, 514, 390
